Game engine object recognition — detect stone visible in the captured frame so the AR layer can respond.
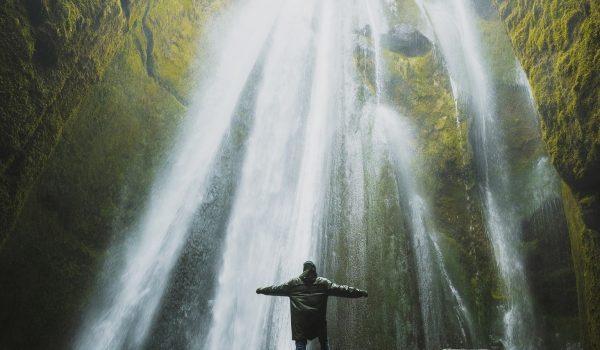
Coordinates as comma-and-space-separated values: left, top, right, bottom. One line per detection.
381, 23, 432, 57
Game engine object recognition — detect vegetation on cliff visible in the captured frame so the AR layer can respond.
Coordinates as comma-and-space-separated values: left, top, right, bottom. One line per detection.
0, 0, 223, 348
493, 0, 600, 347
0, 0, 594, 348
383, 45, 499, 344
0, 0, 144, 242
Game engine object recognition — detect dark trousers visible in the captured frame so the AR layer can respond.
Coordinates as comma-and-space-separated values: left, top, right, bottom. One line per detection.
295, 337, 329, 350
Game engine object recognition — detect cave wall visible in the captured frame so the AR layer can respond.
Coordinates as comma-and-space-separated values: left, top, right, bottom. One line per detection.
327, 11, 500, 347
492, 0, 600, 348
382, 47, 497, 343
0, 0, 223, 348
0, 0, 147, 243
0, 0, 596, 348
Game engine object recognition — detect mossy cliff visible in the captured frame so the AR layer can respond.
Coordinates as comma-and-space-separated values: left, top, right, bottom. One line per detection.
0, 0, 222, 348
329, 24, 500, 347
492, 1, 600, 347
383, 48, 498, 343
0, 0, 146, 243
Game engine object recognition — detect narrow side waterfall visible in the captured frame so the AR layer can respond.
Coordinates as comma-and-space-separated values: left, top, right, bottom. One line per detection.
415, 0, 568, 348
372, 106, 475, 349
73, 0, 578, 349
415, 0, 535, 347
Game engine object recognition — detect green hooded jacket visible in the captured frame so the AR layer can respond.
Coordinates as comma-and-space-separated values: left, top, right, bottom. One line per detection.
256, 262, 367, 341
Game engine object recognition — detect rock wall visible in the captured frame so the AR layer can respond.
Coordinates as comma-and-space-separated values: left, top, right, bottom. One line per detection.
0, 0, 222, 348
383, 47, 498, 342
493, 1, 599, 348
325, 18, 501, 348
0, 0, 594, 348
0, 0, 146, 243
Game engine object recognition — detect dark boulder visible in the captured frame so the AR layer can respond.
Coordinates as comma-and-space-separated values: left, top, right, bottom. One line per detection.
381, 24, 432, 57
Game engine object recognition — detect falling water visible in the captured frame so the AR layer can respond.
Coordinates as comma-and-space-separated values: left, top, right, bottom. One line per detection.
74, 0, 282, 348
203, 0, 340, 347
320, 1, 386, 347
75, 0, 573, 349
372, 106, 474, 349
414, 0, 564, 348
311, 1, 476, 347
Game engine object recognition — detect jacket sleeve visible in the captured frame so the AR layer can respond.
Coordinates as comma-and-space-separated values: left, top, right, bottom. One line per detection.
256, 280, 294, 296
327, 280, 368, 298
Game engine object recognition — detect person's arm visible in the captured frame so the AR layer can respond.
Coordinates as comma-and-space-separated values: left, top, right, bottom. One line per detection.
327, 280, 368, 298
256, 280, 294, 296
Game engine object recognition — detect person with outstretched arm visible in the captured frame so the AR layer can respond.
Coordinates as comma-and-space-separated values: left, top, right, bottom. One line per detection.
256, 260, 368, 350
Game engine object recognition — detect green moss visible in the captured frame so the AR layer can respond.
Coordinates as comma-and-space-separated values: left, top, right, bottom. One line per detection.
56, 2, 81, 40
0, 35, 184, 348
148, 0, 226, 100
359, 163, 421, 349
491, 288, 508, 302
0, 0, 134, 243
494, 0, 599, 191
352, 29, 378, 97
0, 0, 224, 348
437, 230, 474, 304
477, 18, 518, 85
382, 46, 501, 342
391, 0, 426, 29
494, 0, 600, 346
562, 182, 600, 349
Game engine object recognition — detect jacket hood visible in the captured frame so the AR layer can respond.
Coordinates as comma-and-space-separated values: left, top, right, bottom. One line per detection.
303, 261, 316, 271
300, 268, 318, 285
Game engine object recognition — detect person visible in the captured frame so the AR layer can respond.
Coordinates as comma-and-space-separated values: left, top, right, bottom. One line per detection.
256, 261, 368, 350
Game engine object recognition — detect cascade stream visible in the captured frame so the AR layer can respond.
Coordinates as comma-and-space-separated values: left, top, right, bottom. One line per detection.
75, 0, 577, 349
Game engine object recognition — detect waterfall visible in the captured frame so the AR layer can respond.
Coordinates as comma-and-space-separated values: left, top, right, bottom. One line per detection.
203, 0, 340, 347
415, 0, 536, 347
371, 106, 474, 349
74, 0, 572, 349
414, 0, 565, 348
74, 0, 282, 348
361, 0, 475, 347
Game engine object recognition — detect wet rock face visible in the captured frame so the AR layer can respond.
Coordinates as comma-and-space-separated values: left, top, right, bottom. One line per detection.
0, 0, 222, 348
381, 24, 432, 57
0, 0, 140, 242
493, 0, 599, 347
521, 197, 580, 348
